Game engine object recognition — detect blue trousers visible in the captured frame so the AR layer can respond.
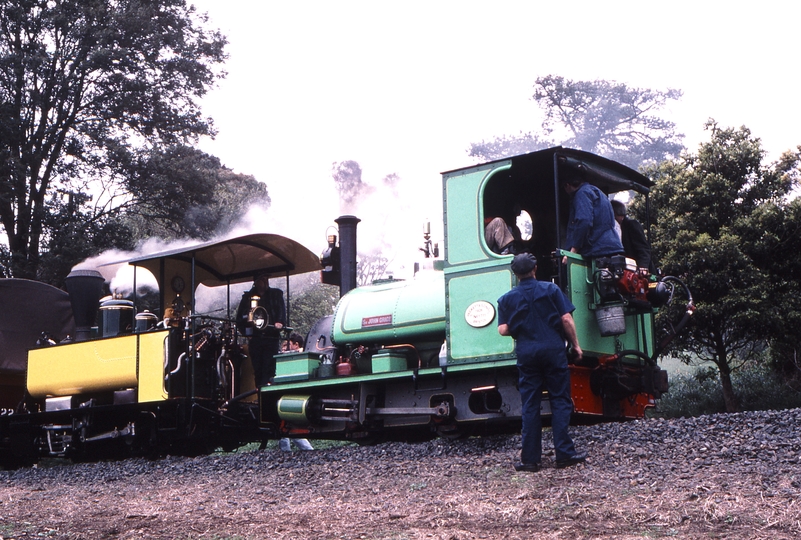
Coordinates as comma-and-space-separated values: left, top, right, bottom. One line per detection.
517, 350, 576, 464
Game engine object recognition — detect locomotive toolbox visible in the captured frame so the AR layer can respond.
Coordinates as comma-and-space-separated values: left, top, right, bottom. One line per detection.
274, 352, 322, 383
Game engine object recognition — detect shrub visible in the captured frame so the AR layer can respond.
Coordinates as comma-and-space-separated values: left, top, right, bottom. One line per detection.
650, 363, 801, 418
734, 364, 801, 412
652, 368, 725, 418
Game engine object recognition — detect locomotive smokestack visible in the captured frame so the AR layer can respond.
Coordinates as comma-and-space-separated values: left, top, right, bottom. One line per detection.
335, 215, 360, 296
65, 269, 105, 341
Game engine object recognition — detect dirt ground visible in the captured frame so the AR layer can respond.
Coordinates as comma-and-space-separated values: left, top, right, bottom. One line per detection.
1, 432, 800, 540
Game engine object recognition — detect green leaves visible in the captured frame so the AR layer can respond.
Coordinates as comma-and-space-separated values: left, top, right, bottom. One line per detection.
0, 0, 227, 278
124, 144, 269, 242
649, 122, 801, 410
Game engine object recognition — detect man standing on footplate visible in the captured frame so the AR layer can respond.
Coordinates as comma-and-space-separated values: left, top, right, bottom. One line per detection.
497, 253, 587, 472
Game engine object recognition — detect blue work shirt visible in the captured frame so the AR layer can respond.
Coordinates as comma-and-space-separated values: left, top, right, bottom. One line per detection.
566, 183, 624, 258
497, 277, 576, 360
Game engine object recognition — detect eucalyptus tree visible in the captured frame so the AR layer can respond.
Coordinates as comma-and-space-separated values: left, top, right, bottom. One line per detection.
469, 75, 684, 170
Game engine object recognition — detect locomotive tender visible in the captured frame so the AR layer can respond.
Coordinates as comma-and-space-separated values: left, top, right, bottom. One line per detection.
0, 147, 691, 467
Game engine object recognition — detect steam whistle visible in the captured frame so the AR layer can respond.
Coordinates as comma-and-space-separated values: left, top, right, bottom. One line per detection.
420, 221, 439, 259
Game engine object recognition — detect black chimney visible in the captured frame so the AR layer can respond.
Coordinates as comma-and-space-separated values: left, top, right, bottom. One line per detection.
335, 215, 360, 297
64, 269, 105, 341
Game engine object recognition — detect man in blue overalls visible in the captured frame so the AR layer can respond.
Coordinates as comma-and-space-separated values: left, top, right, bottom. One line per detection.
497, 253, 587, 472
562, 170, 623, 263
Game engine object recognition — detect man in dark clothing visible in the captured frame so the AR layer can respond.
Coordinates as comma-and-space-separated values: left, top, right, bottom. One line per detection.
611, 200, 656, 274
236, 273, 286, 387
562, 175, 623, 263
497, 253, 587, 472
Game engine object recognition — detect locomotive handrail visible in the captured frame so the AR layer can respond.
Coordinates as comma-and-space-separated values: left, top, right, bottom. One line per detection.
652, 275, 695, 361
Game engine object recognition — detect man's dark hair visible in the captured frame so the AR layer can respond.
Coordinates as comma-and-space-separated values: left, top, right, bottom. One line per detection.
611, 200, 626, 217
289, 332, 304, 347
561, 163, 586, 187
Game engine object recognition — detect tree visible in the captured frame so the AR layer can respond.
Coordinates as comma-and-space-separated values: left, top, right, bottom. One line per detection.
647, 121, 801, 412
331, 160, 373, 213
331, 160, 402, 284
469, 75, 684, 169
468, 132, 554, 163
38, 189, 134, 286
749, 191, 801, 381
357, 252, 390, 286
288, 278, 339, 339
0, 0, 227, 279
123, 145, 270, 241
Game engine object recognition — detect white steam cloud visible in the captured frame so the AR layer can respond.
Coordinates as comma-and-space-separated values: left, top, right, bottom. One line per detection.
331, 164, 442, 279
72, 160, 442, 304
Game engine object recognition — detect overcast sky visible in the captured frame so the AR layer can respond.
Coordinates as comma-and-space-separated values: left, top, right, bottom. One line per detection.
190, 0, 800, 277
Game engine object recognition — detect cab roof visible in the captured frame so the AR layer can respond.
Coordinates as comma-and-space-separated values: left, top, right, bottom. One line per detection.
120, 233, 322, 289
443, 146, 653, 194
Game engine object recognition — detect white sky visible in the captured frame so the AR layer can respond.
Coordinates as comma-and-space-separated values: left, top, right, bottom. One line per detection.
191, 0, 801, 277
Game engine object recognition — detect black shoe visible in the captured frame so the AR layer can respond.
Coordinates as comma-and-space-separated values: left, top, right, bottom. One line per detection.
555, 452, 587, 468
513, 462, 541, 472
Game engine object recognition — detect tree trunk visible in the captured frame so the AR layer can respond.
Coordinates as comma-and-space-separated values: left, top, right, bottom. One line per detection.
719, 369, 739, 413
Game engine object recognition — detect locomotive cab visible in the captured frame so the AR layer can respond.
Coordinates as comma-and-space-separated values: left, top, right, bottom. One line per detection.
444, 147, 671, 417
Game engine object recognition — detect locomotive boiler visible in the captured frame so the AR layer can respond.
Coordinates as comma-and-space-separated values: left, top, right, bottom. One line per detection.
0, 147, 692, 467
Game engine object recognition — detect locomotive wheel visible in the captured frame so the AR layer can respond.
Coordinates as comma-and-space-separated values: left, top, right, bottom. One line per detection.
168, 441, 216, 458
436, 424, 470, 440
354, 433, 384, 446
439, 430, 469, 441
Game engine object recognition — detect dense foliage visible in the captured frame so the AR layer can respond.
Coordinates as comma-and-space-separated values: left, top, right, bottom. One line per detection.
288, 279, 339, 339
123, 145, 270, 242
648, 121, 801, 412
0, 0, 227, 280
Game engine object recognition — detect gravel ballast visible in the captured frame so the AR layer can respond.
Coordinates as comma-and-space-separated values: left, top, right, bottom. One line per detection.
2, 408, 800, 539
